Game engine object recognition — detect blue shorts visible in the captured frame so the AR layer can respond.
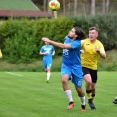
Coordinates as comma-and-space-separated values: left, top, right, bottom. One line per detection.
43, 60, 52, 69
61, 64, 83, 88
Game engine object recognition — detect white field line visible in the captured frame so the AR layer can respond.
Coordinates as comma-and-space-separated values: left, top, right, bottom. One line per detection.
6, 72, 23, 77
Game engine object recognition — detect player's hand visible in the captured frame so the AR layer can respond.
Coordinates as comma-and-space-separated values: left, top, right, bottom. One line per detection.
95, 46, 100, 53
80, 50, 84, 54
44, 52, 48, 55
42, 37, 50, 43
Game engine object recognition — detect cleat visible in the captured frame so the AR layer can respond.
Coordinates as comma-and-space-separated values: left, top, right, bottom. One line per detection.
81, 105, 86, 112
113, 99, 117, 104
46, 80, 49, 83
68, 102, 74, 109
88, 99, 96, 110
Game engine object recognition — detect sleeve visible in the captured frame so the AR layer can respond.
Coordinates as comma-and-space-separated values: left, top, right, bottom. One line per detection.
64, 36, 68, 43
99, 43, 106, 54
70, 40, 80, 49
0, 49, 2, 57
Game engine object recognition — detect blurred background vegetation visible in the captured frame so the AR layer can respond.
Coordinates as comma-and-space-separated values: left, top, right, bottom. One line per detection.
0, 0, 117, 71
31, 0, 117, 17
0, 49, 117, 72
0, 16, 117, 71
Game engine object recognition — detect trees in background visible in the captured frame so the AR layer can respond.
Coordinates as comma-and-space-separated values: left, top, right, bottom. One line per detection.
74, 0, 78, 16
63, 0, 66, 16
91, 0, 95, 15
32, 0, 115, 16
102, 0, 110, 13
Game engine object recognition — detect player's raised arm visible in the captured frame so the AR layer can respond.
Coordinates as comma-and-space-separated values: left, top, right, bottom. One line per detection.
42, 37, 71, 49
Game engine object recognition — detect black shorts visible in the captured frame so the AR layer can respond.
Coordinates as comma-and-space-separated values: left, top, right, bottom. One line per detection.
82, 67, 97, 83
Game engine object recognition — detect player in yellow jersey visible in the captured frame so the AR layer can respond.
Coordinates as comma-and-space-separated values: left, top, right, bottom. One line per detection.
0, 49, 2, 58
81, 27, 106, 110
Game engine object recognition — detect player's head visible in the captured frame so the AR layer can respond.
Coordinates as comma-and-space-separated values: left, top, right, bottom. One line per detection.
68, 27, 86, 40
89, 27, 98, 41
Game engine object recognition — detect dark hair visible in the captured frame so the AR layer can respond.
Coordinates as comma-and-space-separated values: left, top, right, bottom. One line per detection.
89, 27, 98, 32
74, 27, 86, 40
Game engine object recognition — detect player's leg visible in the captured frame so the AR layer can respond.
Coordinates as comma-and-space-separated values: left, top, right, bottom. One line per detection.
83, 74, 92, 98
88, 70, 97, 110
46, 61, 52, 83
90, 69, 97, 100
61, 65, 74, 109
72, 70, 86, 112
91, 83, 96, 100
46, 67, 51, 83
43, 60, 47, 72
88, 82, 96, 110
75, 87, 86, 112
113, 96, 117, 104
43, 60, 49, 82
82, 67, 92, 100
63, 74, 74, 109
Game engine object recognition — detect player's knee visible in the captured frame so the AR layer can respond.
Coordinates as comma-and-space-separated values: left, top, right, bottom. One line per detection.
46, 68, 51, 72
62, 78, 68, 84
86, 80, 92, 85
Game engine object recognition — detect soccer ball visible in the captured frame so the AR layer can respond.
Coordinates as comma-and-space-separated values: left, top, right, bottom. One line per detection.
49, 0, 60, 11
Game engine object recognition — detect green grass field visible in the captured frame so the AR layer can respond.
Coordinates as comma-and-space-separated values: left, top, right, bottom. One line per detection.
0, 72, 117, 117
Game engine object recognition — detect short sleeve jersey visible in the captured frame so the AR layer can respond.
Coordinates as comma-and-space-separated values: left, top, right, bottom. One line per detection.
40, 45, 54, 61
62, 36, 82, 69
0, 49, 2, 57
81, 38, 106, 70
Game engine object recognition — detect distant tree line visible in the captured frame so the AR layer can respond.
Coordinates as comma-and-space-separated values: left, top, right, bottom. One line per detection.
31, 0, 117, 16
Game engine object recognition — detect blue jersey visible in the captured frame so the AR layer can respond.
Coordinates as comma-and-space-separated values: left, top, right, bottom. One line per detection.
40, 45, 54, 61
62, 36, 81, 69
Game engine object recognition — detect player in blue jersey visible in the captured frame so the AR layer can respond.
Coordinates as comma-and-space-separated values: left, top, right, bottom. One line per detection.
42, 27, 87, 112
40, 41, 55, 83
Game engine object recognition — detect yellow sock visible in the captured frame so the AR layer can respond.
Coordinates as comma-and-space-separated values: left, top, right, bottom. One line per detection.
87, 93, 92, 98
91, 94, 95, 100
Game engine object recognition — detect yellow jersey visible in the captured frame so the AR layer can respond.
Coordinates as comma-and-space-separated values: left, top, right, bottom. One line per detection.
0, 49, 2, 57
81, 38, 106, 70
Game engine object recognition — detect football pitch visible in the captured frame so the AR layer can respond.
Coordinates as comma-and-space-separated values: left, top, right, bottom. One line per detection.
0, 71, 117, 117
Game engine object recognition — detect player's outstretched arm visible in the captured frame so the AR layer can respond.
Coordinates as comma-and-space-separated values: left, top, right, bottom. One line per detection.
42, 37, 71, 49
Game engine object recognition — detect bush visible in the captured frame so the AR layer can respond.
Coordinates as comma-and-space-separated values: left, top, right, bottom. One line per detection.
0, 14, 117, 64
3, 19, 37, 63
0, 17, 74, 63
71, 14, 117, 50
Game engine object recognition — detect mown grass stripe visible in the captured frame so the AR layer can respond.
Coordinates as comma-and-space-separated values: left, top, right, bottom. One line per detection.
6, 72, 23, 76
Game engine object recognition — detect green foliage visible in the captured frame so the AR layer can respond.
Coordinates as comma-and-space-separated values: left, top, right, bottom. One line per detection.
1, 17, 74, 63
36, 17, 74, 55
0, 49, 116, 72
0, 15, 117, 64
3, 19, 37, 63
71, 14, 117, 50
98, 49, 117, 71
